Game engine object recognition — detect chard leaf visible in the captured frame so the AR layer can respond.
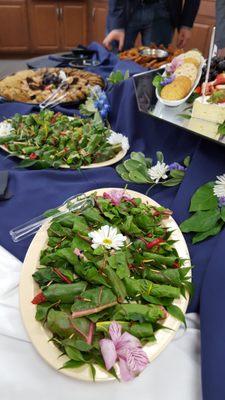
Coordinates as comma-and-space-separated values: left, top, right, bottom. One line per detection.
71, 287, 118, 317
180, 209, 220, 233
189, 182, 217, 211
108, 251, 130, 279
113, 303, 165, 323
35, 302, 53, 321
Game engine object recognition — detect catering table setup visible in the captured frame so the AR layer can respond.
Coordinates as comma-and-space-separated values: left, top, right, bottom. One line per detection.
0, 38, 225, 400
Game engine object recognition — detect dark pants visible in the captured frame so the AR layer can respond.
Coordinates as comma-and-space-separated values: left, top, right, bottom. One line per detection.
107, 0, 174, 51
124, 0, 174, 49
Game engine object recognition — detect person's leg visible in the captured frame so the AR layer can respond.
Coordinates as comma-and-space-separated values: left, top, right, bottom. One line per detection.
141, 0, 174, 47
123, 5, 144, 50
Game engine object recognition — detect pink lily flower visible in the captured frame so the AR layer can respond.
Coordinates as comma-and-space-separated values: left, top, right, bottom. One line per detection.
100, 321, 149, 381
166, 57, 183, 74
103, 190, 132, 206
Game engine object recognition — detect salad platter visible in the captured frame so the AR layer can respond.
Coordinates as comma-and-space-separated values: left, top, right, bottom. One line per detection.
19, 188, 191, 382
0, 111, 129, 169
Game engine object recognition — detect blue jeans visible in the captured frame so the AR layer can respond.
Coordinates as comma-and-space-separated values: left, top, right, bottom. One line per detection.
124, 0, 174, 49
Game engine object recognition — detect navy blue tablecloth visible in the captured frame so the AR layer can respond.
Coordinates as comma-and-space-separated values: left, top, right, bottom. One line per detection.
0, 45, 225, 400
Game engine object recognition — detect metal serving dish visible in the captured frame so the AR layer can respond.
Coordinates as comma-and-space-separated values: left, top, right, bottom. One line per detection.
140, 48, 168, 59
132, 68, 225, 148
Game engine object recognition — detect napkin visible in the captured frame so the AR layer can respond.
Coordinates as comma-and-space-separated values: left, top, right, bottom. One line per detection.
0, 245, 202, 400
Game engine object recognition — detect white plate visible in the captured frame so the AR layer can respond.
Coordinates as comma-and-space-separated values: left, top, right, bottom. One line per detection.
156, 55, 205, 107
0, 118, 127, 169
19, 188, 191, 382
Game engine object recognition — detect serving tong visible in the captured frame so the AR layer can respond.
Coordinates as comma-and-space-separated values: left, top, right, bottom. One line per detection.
39, 79, 69, 110
10, 193, 94, 242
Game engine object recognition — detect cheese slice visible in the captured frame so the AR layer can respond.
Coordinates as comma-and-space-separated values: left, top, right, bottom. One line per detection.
191, 96, 225, 124
187, 117, 219, 139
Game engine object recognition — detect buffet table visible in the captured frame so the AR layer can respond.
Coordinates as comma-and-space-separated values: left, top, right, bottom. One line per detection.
0, 43, 224, 400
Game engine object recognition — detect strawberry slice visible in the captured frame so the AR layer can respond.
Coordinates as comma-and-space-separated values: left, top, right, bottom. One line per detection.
201, 82, 215, 95
214, 73, 225, 85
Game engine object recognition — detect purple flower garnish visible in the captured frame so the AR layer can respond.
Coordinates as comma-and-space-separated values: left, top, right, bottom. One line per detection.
100, 321, 149, 381
166, 57, 183, 74
103, 190, 132, 206
169, 162, 186, 171
218, 196, 225, 207
160, 74, 175, 87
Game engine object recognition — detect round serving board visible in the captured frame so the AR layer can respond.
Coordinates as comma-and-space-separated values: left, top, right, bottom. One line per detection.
19, 188, 191, 382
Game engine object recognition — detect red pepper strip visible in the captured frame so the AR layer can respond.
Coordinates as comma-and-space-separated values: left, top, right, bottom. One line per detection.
29, 152, 37, 160
172, 262, 180, 269
31, 291, 46, 304
146, 238, 164, 249
53, 268, 72, 284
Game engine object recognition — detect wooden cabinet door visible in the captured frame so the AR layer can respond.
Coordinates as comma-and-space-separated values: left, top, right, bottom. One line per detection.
0, 0, 29, 53
89, 0, 108, 44
28, 1, 61, 53
60, 1, 87, 50
172, 0, 215, 57
186, 0, 215, 57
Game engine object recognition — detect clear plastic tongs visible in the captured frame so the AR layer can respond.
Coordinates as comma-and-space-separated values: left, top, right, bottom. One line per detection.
10, 193, 93, 243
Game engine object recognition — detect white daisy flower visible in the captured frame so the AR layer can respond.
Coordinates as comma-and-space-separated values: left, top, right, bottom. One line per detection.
0, 121, 13, 136
88, 225, 127, 250
148, 161, 169, 183
107, 131, 130, 152
213, 174, 225, 198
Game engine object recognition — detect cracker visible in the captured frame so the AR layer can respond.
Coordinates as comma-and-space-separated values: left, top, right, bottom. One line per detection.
174, 63, 198, 84
161, 76, 192, 100
183, 57, 200, 68
183, 50, 202, 64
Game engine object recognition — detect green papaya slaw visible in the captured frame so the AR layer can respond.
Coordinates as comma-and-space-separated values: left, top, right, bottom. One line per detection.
32, 190, 192, 379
